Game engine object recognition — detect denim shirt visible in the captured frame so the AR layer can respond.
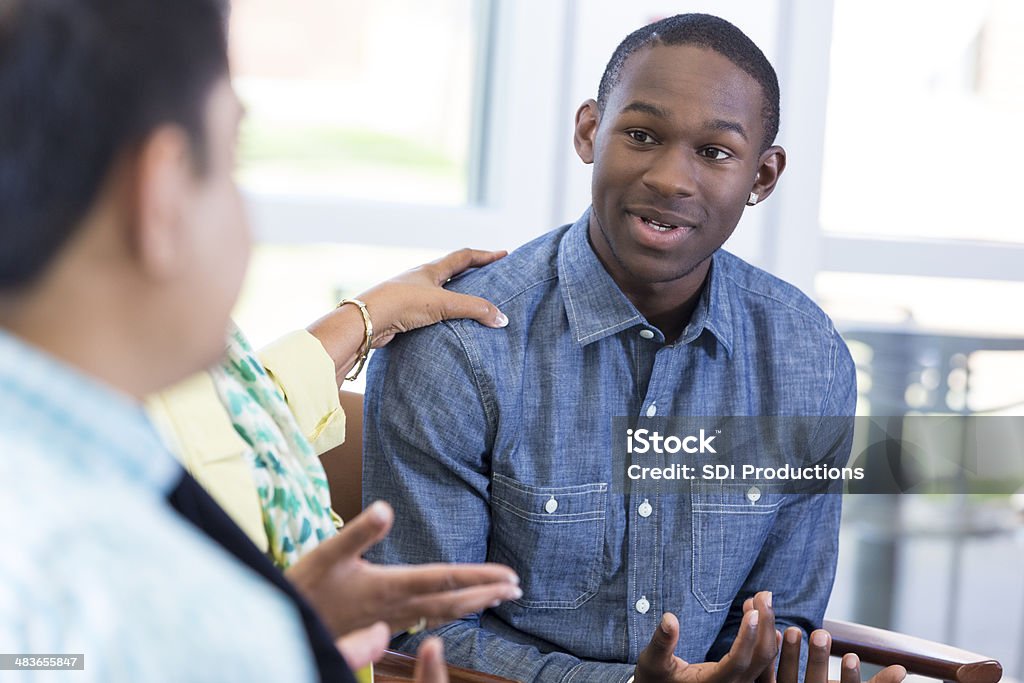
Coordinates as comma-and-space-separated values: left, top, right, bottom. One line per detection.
364, 209, 856, 683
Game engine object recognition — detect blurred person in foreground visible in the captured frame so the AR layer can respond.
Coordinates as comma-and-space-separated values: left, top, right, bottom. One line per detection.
0, 0, 519, 680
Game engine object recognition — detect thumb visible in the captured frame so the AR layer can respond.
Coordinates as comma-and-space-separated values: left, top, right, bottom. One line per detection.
638, 612, 683, 678
650, 613, 679, 656
438, 292, 508, 328
415, 637, 449, 683
312, 500, 393, 566
335, 621, 390, 670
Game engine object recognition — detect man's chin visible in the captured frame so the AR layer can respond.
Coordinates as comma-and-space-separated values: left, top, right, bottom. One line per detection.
618, 252, 711, 287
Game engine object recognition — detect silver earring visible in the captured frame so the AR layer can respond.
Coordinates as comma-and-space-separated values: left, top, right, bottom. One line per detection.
746, 191, 759, 206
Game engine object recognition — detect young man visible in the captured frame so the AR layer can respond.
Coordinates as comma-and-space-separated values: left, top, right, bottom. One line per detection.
0, 1, 522, 681
364, 14, 854, 682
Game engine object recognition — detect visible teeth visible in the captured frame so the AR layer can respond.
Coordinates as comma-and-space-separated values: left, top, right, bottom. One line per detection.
642, 217, 677, 231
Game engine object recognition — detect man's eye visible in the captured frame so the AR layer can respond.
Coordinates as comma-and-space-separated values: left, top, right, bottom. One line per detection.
699, 147, 731, 160
628, 130, 655, 144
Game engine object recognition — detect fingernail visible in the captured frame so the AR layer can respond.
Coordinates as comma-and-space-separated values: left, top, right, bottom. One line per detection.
490, 599, 502, 607
660, 615, 671, 634
508, 572, 521, 585
843, 655, 857, 670
765, 591, 772, 608
511, 587, 523, 600
785, 628, 800, 644
749, 609, 759, 626
495, 312, 509, 327
811, 631, 828, 647
370, 500, 391, 522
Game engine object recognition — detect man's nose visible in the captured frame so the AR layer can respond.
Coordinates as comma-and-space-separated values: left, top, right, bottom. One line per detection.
641, 146, 697, 198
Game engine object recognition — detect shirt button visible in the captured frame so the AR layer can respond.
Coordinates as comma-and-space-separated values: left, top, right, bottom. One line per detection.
746, 487, 762, 504
646, 403, 657, 417
635, 596, 650, 614
639, 329, 655, 340
545, 496, 558, 514
638, 499, 652, 518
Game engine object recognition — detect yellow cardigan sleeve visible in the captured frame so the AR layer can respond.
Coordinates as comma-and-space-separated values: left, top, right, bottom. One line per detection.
258, 330, 346, 455
145, 371, 269, 550
145, 330, 345, 552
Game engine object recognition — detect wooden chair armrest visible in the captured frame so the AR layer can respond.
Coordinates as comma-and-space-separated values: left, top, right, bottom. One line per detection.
374, 649, 521, 683
824, 619, 1002, 683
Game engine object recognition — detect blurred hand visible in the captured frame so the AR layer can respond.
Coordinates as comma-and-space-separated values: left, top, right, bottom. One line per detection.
286, 500, 521, 637
336, 625, 450, 683
336, 622, 390, 670
414, 638, 450, 683
634, 592, 778, 683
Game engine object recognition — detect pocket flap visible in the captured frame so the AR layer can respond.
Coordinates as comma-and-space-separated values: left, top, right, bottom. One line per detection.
492, 474, 607, 522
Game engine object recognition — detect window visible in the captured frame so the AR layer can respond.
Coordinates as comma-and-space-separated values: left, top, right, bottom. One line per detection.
231, 0, 485, 206
228, 1, 572, 344
821, 0, 1024, 244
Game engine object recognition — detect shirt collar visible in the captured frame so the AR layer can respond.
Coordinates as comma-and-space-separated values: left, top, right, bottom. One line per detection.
0, 329, 181, 491
557, 207, 734, 354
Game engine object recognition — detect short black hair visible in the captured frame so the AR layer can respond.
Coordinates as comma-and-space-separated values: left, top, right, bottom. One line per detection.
597, 13, 780, 152
0, 0, 229, 289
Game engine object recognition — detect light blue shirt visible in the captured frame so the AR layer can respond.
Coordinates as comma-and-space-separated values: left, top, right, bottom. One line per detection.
0, 330, 316, 682
364, 209, 856, 682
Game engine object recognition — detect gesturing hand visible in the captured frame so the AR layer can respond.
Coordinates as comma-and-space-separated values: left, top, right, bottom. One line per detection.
414, 638, 451, 683
286, 500, 522, 637
767, 627, 906, 683
336, 626, 450, 683
634, 592, 778, 683
738, 599, 907, 683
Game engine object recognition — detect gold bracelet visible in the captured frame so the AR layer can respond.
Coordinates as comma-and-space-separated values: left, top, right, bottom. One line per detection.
337, 298, 373, 381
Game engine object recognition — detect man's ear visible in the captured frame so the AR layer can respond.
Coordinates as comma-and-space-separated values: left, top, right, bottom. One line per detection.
131, 125, 194, 281
750, 145, 786, 203
573, 99, 600, 165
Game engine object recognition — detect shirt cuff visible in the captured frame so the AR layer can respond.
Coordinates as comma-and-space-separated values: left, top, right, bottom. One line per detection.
258, 330, 346, 455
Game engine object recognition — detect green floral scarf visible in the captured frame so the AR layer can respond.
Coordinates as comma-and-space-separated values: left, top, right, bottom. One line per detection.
209, 326, 337, 569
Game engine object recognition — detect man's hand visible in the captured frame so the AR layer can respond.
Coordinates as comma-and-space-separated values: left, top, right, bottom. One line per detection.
768, 627, 906, 683
286, 500, 522, 637
738, 599, 907, 683
634, 592, 778, 683
359, 248, 509, 347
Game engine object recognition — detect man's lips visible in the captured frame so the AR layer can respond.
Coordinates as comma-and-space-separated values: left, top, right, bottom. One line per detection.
626, 211, 696, 248
626, 209, 697, 232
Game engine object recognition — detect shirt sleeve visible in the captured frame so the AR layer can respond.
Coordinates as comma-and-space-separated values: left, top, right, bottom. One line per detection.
259, 329, 345, 455
362, 323, 635, 683
706, 328, 858, 676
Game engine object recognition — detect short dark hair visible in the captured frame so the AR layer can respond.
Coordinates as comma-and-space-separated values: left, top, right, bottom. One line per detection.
0, 0, 229, 288
597, 13, 780, 152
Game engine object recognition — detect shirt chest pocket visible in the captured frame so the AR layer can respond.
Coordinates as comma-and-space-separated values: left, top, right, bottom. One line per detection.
489, 474, 607, 609
691, 482, 783, 613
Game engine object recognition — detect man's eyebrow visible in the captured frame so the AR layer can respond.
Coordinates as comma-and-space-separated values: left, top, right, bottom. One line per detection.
705, 118, 748, 141
621, 100, 670, 119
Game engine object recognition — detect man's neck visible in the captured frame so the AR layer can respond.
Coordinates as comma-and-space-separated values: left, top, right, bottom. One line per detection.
585, 220, 711, 343
616, 275, 707, 345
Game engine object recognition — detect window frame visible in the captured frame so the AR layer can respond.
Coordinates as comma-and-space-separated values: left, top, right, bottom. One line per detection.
244, 0, 573, 253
